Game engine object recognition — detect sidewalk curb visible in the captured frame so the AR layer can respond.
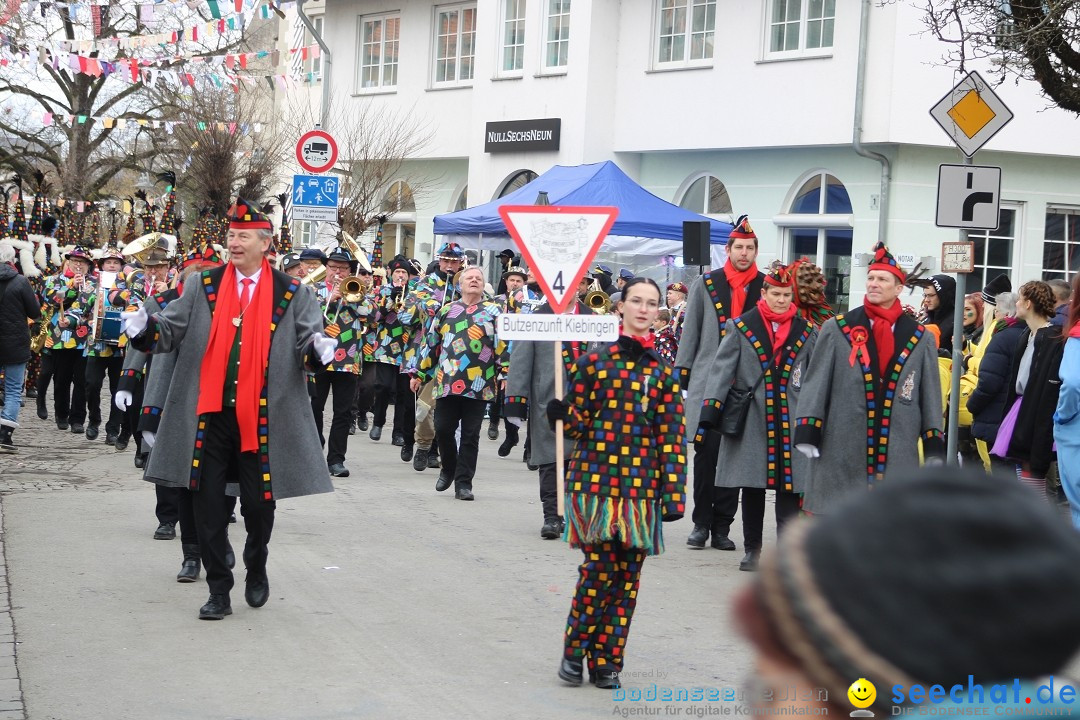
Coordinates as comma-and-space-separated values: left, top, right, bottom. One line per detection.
0, 498, 26, 719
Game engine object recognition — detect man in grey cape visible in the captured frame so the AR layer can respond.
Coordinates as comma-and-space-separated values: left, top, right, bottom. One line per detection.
122, 199, 338, 620
794, 241, 944, 513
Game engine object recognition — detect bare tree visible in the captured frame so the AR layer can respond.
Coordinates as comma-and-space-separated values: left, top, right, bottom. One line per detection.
285, 99, 436, 239
918, 0, 1080, 113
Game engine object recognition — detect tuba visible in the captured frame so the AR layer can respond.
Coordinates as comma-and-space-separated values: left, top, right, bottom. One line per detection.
585, 289, 611, 314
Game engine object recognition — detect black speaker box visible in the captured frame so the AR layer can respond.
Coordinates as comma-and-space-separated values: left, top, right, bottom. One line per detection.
683, 221, 711, 266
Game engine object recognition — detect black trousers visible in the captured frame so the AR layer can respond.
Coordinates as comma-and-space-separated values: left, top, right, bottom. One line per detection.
158, 464, 236, 541
50, 348, 86, 424
85, 354, 124, 433
195, 409, 276, 595
434, 395, 486, 488
124, 376, 145, 452
36, 352, 54, 405
740, 488, 802, 551
353, 362, 376, 422
691, 429, 739, 534
312, 370, 358, 466
538, 462, 559, 522
372, 362, 414, 443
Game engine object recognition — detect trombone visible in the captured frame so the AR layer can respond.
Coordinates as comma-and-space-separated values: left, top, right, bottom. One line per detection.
585, 289, 611, 314
326, 275, 366, 325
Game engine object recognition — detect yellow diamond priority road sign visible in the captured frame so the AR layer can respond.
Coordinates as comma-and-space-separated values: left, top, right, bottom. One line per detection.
930, 71, 1014, 157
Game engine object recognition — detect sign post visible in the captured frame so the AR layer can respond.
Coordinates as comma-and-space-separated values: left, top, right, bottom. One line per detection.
929, 74, 1013, 466
499, 204, 620, 516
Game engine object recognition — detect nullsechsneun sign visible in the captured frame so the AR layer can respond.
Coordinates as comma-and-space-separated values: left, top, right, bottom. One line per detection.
485, 118, 561, 153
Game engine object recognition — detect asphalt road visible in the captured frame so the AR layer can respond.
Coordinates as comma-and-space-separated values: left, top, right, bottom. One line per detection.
0, 402, 762, 720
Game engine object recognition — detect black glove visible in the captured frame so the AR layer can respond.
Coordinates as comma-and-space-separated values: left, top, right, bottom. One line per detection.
662, 512, 684, 523
546, 398, 570, 430
693, 425, 708, 449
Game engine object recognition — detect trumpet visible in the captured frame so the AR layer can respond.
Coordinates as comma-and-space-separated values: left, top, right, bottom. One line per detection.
585, 289, 612, 314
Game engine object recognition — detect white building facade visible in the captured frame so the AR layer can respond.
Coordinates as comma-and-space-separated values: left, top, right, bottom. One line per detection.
310, 0, 1080, 310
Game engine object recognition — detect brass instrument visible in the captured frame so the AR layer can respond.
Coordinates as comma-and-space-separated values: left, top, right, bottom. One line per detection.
301, 265, 326, 286
338, 232, 373, 274
340, 275, 366, 303
30, 303, 50, 353
122, 232, 175, 264
585, 289, 612, 314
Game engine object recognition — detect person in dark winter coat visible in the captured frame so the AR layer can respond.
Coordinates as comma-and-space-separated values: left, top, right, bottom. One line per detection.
0, 242, 42, 451
923, 274, 956, 353
965, 316, 1025, 472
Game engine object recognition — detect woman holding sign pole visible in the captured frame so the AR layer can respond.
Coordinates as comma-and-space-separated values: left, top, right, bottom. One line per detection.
547, 277, 687, 690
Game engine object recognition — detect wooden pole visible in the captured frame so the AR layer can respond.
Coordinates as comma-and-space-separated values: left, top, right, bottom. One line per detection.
555, 340, 565, 518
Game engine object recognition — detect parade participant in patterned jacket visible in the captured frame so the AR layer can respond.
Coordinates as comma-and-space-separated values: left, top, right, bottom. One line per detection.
121, 199, 337, 621
548, 277, 686, 690
41, 246, 96, 434
504, 297, 592, 539
399, 243, 464, 467
79, 246, 129, 444
674, 216, 764, 552
698, 262, 817, 572
368, 255, 420, 449
793, 242, 945, 514
311, 244, 374, 477
656, 282, 688, 365
409, 266, 506, 501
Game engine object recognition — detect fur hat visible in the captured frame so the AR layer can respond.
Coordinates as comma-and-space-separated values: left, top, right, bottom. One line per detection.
0, 238, 39, 277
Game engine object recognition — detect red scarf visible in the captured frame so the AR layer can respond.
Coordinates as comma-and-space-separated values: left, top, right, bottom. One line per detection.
724, 259, 758, 316
863, 299, 904, 376
1070, 321, 1080, 339
196, 260, 274, 452
756, 298, 797, 351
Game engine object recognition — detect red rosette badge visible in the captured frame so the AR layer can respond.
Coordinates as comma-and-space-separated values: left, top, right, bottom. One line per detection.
848, 327, 871, 368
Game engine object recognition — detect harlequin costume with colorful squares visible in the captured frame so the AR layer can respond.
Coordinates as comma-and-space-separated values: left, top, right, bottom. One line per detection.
559, 333, 686, 677
412, 298, 508, 402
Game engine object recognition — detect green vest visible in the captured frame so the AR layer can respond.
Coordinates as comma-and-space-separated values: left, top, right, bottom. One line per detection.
223, 322, 243, 407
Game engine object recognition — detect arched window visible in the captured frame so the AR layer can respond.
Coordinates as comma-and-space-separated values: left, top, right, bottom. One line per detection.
381, 180, 416, 258
777, 171, 853, 311
496, 170, 538, 199
678, 174, 732, 215
454, 185, 468, 211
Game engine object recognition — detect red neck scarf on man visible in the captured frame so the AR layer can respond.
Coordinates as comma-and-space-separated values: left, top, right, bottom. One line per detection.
196, 259, 274, 452
724, 259, 758, 316
863, 299, 904, 376
756, 298, 797, 352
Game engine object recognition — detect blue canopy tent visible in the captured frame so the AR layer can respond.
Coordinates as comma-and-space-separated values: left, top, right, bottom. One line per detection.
432, 161, 732, 267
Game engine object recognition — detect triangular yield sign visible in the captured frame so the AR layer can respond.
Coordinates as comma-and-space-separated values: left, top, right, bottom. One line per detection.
498, 205, 618, 313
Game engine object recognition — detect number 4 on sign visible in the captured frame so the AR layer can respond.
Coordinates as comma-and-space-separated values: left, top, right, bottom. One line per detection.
497, 205, 618, 313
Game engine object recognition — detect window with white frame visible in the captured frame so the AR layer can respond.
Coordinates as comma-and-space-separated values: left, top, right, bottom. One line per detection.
1042, 206, 1080, 281
500, 0, 526, 76
434, 3, 477, 86
308, 16, 323, 79
766, 0, 835, 58
968, 205, 1018, 289
780, 172, 852, 311
357, 13, 400, 91
293, 220, 315, 248
543, 0, 571, 70
656, 0, 716, 68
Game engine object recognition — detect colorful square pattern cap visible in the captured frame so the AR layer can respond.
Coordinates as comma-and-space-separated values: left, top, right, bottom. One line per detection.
227, 198, 273, 231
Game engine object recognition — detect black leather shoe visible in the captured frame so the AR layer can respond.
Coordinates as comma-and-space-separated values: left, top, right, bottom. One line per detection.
427, 451, 441, 469
455, 486, 474, 501
541, 520, 560, 539
686, 524, 709, 548
114, 435, 129, 451
36, 401, 47, 420
153, 521, 176, 540
245, 576, 270, 608
347, 423, 356, 436
594, 669, 620, 689
400, 444, 413, 462
369, 425, 382, 441
435, 472, 452, 492
498, 435, 517, 457
391, 432, 405, 446
70, 424, 84, 434
739, 550, 761, 572
487, 422, 499, 441
358, 415, 369, 432
177, 552, 201, 583
56, 419, 69, 431
85, 424, 99, 441
105, 432, 118, 445
198, 594, 232, 620
412, 446, 429, 472
712, 535, 737, 551
558, 657, 584, 685
134, 454, 146, 469
328, 463, 351, 477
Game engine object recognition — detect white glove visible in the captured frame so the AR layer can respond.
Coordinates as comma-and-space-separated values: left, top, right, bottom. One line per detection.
114, 390, 133, 411
795, 444, 820, 459
506, 416, 525, 428
312, 333, 337, 365
121, 307, 148, 338
142, 430, 156, 449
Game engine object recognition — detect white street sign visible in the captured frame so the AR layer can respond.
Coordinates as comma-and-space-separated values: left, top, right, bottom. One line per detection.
497, 312, 619, 342
935, 164, 1001, 230
497, 205, 618, 313
929, 71, 1014, 157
